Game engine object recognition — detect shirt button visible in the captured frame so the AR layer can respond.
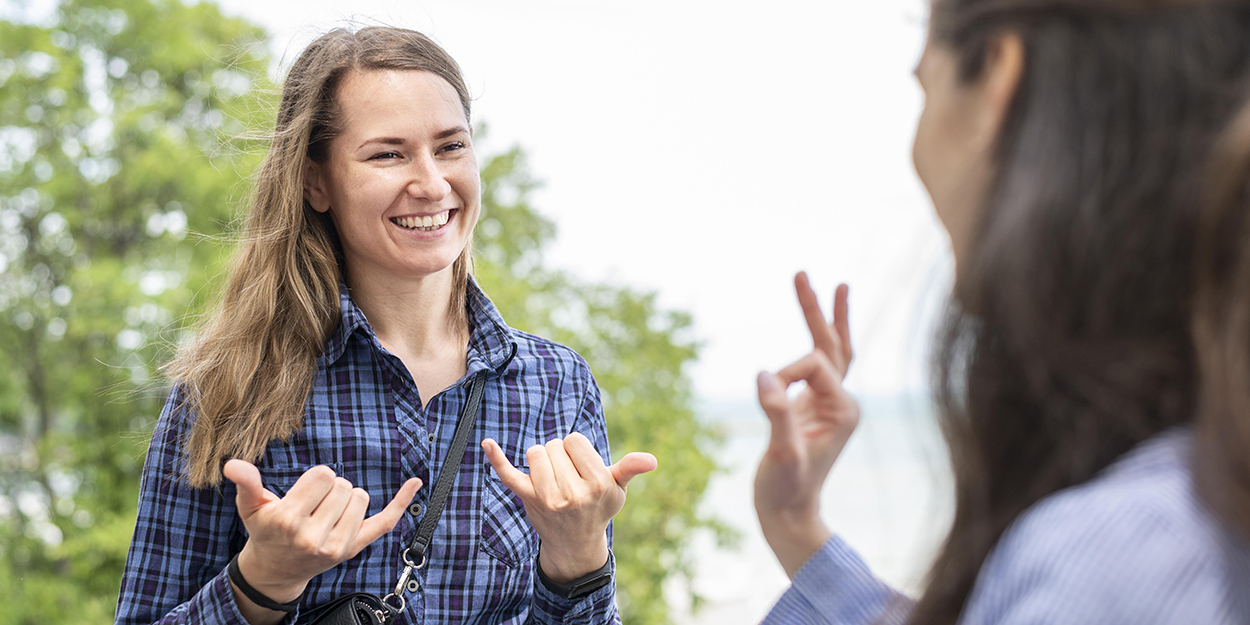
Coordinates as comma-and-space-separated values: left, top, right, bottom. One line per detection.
409, 502, 424, 517
428, 432, 436, 443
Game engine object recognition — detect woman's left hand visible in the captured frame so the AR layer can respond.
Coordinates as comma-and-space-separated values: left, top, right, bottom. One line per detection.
754, 272, 858, 578
482, 433, 657, 582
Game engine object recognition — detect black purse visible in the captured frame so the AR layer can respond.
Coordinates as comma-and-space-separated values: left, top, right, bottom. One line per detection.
303, 593, 398, 625
303, 371, 488, 625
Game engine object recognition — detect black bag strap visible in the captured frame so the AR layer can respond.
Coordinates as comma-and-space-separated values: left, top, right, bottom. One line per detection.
383, 370, 488, 612
409, 369, 487, 560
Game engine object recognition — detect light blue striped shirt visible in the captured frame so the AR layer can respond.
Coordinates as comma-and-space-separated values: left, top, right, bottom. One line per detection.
763, 428, 1250, 624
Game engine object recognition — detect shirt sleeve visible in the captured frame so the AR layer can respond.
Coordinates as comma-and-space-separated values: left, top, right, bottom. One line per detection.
960, 488, 1227, 625
526, 364, 621, 625
114, 388, 264, 625
762, 535, 913, 625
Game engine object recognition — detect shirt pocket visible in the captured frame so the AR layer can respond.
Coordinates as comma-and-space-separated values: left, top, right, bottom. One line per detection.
479, 468, 537, 569
256, 463, 346, 498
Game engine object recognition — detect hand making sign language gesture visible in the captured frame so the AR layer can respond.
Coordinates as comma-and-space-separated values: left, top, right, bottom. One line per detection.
221, 460, 422, 623
482, 434, 658, 582
754, 272, 859, 578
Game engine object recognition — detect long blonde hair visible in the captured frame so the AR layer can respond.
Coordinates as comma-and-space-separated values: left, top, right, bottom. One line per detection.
167, 27, 475, 487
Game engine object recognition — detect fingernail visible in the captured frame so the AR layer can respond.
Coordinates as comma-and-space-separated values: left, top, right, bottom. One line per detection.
757, 371, 778, 391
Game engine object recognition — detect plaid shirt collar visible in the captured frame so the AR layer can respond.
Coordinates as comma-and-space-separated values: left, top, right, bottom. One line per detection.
320, 276, 518, 375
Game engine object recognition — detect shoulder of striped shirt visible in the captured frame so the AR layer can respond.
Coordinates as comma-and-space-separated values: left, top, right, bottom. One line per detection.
1008, 429, 1213, 553
967, 429, 1232, 611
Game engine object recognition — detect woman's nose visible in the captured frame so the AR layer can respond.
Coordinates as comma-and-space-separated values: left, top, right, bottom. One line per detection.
405, 156, 451, 202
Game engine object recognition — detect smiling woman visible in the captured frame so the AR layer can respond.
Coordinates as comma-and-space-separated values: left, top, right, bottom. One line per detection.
302, 70, 479, 301
114, 26, 654, 625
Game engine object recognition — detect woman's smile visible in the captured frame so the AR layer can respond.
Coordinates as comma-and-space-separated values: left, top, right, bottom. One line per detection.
390, 208, 458, 233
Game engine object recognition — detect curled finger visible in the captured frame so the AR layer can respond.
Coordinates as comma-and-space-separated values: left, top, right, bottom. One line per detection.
328, 488, 371, 557
564, 433, 613, 488
776, 350, 843, 394
284, 465, 340, 517
544, 438, 579, 492
307, 477, 356, 536
526, 444, 559, 501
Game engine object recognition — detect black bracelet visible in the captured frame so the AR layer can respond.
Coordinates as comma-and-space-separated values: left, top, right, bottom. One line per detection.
536, 551, 615, 600
227, 554, 303, 613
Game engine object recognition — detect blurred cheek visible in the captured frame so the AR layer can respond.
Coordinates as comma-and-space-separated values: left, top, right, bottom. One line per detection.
912, 111, 933, 200
912, 105, 950, 226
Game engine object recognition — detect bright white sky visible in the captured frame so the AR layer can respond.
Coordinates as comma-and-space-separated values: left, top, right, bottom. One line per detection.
32, 0, 935, 403
204, 0, 952, 403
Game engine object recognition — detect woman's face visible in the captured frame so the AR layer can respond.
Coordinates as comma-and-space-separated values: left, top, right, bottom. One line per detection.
912, 32, 1022, 266
304, 69, 479, 286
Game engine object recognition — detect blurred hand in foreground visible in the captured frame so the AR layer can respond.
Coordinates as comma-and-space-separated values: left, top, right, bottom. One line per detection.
755, 272, 860, 578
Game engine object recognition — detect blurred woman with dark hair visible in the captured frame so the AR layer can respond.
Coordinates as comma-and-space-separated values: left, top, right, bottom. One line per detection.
754, 0, 1250, 622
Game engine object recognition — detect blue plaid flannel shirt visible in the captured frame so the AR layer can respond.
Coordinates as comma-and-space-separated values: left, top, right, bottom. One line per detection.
116, 278, 620, 624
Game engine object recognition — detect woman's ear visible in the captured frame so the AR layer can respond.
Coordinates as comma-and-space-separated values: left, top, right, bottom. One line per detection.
303, 159, 331, 213
973, 31, 1025, 152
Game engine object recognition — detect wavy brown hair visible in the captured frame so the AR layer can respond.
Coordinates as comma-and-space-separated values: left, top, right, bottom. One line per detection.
913, 1, 1250, 622
166, 27, 475, 488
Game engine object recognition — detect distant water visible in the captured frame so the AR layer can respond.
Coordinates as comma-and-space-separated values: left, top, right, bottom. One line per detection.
668, 394, 953, 624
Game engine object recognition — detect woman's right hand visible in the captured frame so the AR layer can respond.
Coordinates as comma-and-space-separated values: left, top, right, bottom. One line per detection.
222, 460, 421, 623
754, 272, 860, 579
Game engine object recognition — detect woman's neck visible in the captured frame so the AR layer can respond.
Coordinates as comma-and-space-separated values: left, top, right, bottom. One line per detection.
344, 265, 466, 360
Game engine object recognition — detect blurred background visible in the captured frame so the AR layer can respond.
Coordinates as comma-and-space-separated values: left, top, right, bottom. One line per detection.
0, 0, 954, 622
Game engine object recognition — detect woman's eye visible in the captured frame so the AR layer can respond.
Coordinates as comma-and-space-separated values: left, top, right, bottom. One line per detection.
369, 151, 401, 161
439, 141, 466, 154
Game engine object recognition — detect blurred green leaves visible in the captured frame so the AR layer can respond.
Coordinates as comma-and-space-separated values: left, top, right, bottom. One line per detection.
1, 0, 275, 621
0, 1, 727, 623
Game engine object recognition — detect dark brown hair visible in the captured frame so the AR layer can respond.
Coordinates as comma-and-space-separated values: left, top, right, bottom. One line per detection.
915, 1, 1250, 622
166, 27, 475, 487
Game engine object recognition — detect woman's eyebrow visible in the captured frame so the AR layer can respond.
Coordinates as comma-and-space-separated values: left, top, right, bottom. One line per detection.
356, 126, 468, 150
434, 125, 469, 139
357, 136, 407, 150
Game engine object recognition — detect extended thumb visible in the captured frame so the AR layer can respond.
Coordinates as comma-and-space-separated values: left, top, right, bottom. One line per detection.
756, 371, 798, 446
223, 459, 274, 514
756, 371, 788, 413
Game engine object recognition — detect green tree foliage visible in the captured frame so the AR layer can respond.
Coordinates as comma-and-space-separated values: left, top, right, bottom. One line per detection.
0, 1, 726, 623
0, 0, 271, 622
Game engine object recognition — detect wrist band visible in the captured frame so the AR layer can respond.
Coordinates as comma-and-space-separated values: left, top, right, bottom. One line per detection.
536, 551, 614, 600
227, 554, 303, 613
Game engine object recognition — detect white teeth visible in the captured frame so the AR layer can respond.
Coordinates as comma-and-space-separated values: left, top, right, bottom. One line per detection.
392, 211, 453, 231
